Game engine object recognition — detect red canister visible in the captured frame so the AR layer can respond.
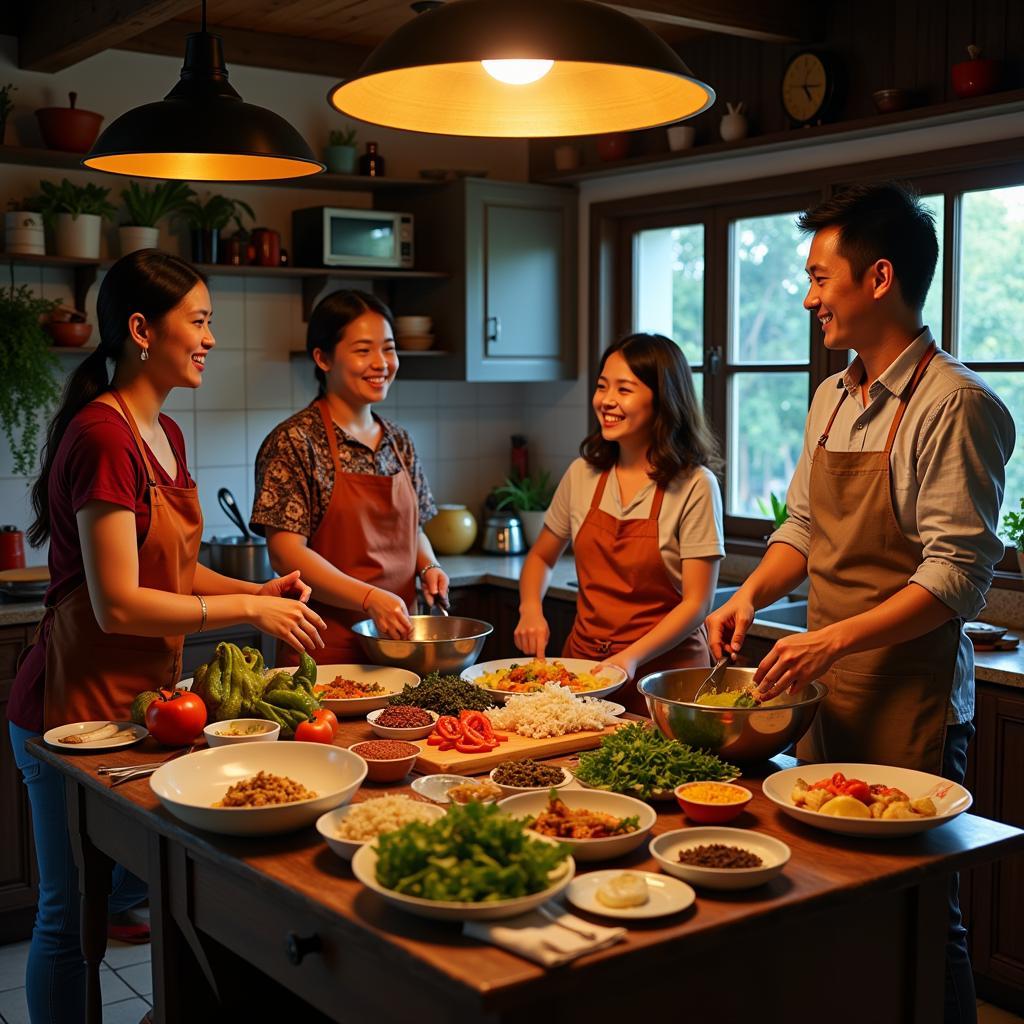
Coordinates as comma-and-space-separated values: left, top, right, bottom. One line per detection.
0, 526, 26, 570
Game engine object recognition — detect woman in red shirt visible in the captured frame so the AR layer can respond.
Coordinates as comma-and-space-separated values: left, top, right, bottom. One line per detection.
7, 250, 324, 1024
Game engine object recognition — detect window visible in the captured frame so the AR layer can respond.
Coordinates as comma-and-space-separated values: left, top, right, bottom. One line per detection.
919, 193, 944, 342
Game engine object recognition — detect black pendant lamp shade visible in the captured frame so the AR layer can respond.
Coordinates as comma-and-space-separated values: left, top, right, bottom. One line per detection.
84, 33, 323, 181
328, 0, 715, 138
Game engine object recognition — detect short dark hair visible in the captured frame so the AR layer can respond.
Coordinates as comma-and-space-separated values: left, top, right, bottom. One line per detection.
797, 182, 938, 310
306, 289, 395, 396
580, 332, 722, 487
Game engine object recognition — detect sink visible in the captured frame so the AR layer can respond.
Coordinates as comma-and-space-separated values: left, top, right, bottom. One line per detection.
754, 601, 807, 629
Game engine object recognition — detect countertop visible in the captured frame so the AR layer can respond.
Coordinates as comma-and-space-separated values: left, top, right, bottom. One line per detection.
4, 552, 1021, 689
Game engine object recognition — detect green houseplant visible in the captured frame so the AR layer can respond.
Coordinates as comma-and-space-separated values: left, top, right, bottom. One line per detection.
0, 281, 60, 476
757, 492, 789, 530
493, 472, 555, 546
31, 178, 116, 259
1002, 497, 1024, 576
119, 180, 195, 254
177, 193, 255, 264
326, 125, 358, 174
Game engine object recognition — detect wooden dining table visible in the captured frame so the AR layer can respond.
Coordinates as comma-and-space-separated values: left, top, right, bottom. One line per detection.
27, 718, 1024, 1024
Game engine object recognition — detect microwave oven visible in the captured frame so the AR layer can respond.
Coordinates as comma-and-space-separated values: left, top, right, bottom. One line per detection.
292, 207, 414, 269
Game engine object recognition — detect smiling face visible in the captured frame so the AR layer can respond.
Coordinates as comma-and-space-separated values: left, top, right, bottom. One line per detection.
592, 350, 655, 448
316, 311, 398, 407
132, 282, 215, 390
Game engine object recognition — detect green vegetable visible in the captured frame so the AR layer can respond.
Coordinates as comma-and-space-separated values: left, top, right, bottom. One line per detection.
130, 690, 160, 725
388, 671, 496, 717
574, 722, 738, 798
374, 801, 569, 903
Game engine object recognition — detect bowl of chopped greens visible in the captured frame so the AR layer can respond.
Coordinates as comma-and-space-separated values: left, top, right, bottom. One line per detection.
574, 722, 740, 801
351, 801, 574, 920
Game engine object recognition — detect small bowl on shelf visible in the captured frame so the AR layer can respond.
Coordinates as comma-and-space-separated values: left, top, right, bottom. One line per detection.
365, 706, 438, 740
349, 739, 420, 783
396, 334, 435, 351
45, 321, 93, 348
872, 88, 912, 114
674, 781, 753, 824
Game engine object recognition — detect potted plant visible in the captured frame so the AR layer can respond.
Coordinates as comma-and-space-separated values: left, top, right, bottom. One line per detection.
0, 282, 60, 476
119, 180, 195, 255
31, 178, 116, 259
5, 196, 45, 255
177, 193, 255, 265
325, 125, 358, 174
492, 471, 555, 546
1002, 498, 1024, 576
34, 92, 104, 153
757, 492, 788, 542
0, 83, 15, 145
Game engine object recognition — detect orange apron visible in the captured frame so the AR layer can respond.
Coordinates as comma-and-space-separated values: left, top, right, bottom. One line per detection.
278, 398, 419, 666
563, 468, 710, 716
796, 343, 959, 773
42, 391, 202, 730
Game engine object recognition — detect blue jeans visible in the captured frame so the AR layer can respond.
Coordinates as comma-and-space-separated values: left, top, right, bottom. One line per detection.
9, 722, 148, 1024
943, 719, 977, 1024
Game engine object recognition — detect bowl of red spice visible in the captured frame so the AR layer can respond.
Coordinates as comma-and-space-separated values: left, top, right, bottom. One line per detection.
649, 827, 790, 891
366, 705, 439, 740
349, 739, 421, 782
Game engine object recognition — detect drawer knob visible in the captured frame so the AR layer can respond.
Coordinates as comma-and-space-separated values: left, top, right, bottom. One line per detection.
285, 931, 322, 965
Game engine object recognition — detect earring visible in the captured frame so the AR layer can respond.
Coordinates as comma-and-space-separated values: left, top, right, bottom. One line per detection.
140, 349, 149, 362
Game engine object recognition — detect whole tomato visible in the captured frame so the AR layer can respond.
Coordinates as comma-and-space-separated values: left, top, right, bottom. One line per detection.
145, 688, 207, 746
295, 716, 335, 744
312, 707, 339, 737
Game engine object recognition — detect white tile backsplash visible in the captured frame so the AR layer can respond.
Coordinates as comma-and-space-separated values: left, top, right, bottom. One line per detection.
196, 465, 251, 536
206, 274, 246, 349
246, 409, 292, 465
194, 412, 248, 468
195, 349, 246, 411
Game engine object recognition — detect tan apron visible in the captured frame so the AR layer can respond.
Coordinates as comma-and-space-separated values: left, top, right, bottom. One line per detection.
42, 391, 202, 729
563, 468, 710, 716
278, 398, 419, 666
796, 343, 960, 773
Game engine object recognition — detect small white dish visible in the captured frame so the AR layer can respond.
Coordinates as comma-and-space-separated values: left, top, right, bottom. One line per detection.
317, 801, 445, 861
590, 699, 626, 718
44, 721, 147, 752
204, 719, 280, 747
410, 774, 475, 803
565, 870, 695, 919
488, 764, 574, 799
366, 707, 439, 740
650, 827, 791, 890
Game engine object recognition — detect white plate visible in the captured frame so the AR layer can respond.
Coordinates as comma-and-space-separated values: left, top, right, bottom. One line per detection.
762, 762, 973, 838
410, 774, 475, 803
566, 871, 695, 919
317, 800, 446, 861
351, 840, 575, 920
497, 789, 657, 861
149, 741, 367, 837
650, 827, 790, 890
461, 658, 627, 704
44, 721, 147, 752
311, 664, 420, 716
590, 699, 626, 718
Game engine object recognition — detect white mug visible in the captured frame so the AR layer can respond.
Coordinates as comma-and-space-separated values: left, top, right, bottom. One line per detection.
666, 125, 696, 151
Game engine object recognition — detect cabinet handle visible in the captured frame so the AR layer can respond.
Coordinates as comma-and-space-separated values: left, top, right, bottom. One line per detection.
285, 931, 322, 965
486, 315, 501, 345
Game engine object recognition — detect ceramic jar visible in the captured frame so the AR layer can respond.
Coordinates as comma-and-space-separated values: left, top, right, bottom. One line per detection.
424, 504, 478, 556
719, 102, 748, 142
4, 210, 45, 255
667, 125, 696, 151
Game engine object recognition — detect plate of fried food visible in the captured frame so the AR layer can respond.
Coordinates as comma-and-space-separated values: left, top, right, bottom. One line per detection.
762, 763, 973, 838
312, 664, 420, 716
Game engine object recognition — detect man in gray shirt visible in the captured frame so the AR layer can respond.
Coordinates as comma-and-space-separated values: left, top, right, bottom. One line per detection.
707, 182, 1015, 1024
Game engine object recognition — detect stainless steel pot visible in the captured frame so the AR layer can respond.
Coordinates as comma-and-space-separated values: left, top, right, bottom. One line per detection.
351, 615, 493, 675
481, 512, 525, 555
202, 536, 273, 583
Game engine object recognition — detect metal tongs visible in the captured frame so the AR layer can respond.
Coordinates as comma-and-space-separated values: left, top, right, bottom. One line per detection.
692, 649, 759, 706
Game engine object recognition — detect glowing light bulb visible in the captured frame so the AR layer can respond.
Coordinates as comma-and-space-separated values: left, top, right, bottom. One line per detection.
481, 59, 554, 85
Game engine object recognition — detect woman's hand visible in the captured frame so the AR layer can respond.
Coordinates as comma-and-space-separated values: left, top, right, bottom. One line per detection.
248, 596, 326, 654
257, 569, 311, 604
594, 652, 639, 681
514, 608, 549, 659
365, 588, 413, 639
705, 593, 756, 661
420, 566, 450, 609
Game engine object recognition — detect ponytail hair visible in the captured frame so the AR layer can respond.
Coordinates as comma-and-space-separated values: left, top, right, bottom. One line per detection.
28, 250, 206, 546
306, 289, 395, 397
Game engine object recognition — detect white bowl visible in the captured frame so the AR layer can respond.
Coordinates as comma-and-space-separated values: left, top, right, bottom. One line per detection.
316, 800, 445, 860
762, 762, 973, 838
149, 742, 367, 836
497, 788, 656, 861
351, 839, 574, 920
203, 719, 280, 747
410, 773, 475, 803
488, 764, 574, 799
650, 827, 791, 890
461, 658, 627, 704
311, 664, 420, 716
366, 707, 439, 740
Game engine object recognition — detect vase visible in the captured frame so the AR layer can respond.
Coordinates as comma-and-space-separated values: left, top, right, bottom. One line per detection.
424, 504, 478, 556
119, 225, 160, 255
4, 210, 45, 255
667, 125, 696, 151
518, 509, 547, 547
190, 228, 219, 265
325, 145, 357, 174
54, 212, 102, 259
719, 112, 748, 142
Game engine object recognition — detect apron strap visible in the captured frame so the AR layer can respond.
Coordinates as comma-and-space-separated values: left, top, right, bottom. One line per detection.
109, 389, 157, 486
883, 343, 937, 454
590, 469, 612, 509
817, 390, 850, 449
315, 398, 344, 475
384, 426, 419, 533
648, 483, 666, 520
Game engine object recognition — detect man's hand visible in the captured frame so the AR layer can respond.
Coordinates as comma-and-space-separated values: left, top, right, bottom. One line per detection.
752, 627, 843, 700
705, 593, 756, 661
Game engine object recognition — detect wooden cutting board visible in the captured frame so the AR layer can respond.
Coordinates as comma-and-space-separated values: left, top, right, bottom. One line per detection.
413, 724, 619, 775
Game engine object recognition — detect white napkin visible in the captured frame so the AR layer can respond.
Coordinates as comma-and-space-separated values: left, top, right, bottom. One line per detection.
463, 902, 626, 967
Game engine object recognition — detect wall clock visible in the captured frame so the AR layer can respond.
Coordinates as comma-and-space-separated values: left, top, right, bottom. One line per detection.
781, 51, 836, 125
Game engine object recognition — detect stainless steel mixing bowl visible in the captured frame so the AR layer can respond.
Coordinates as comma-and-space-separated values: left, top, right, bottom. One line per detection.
638, 667, 828, 764
351, 615, 493, 675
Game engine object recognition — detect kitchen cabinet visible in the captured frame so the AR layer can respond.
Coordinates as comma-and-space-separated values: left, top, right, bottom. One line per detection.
391, 179, 577, 381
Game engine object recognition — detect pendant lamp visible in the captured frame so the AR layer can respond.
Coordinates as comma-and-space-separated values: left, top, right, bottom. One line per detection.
327, 0, 714, 138
84, 3, 322, 181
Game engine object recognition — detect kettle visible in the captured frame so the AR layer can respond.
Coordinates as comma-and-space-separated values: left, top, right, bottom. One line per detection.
481, 512, 525, 555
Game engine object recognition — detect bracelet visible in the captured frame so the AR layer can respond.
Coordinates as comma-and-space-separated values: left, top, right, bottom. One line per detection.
419, 562, 442, 579
196, 594, 208, 633
361, 586, 376, 611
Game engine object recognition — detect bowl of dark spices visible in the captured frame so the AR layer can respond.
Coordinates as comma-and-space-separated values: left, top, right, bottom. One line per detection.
367, 705, 439, 740
649, 827, 790, 890
489, 759, 574, 798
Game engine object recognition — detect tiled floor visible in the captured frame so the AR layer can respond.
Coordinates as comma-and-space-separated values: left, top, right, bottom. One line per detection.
0, 937, 1021, 1022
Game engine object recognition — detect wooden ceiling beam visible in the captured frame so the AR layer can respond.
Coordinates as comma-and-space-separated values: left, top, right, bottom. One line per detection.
604, 0, 815, 43
18, 0, 198, 73
118, 21, 371, 80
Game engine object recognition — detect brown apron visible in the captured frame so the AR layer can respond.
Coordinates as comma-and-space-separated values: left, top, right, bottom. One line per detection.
42, 391, 202, 729
563, 468, 710, 716
278, 398, 419, 666
796, 343, 960, 773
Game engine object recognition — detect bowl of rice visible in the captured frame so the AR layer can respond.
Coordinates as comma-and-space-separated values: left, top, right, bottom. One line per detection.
317, 795, 446, 860
485, 683, 620, 740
